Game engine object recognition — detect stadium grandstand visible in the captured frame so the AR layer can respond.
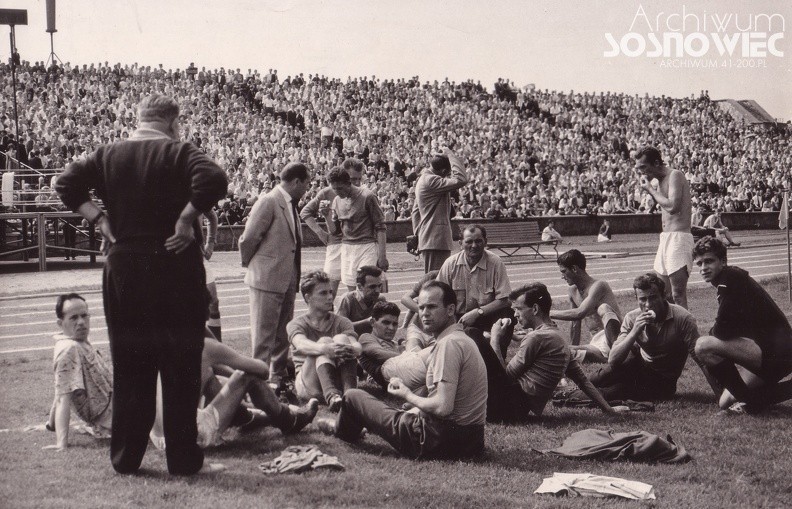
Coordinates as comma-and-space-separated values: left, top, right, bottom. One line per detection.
1, 60, 789, 229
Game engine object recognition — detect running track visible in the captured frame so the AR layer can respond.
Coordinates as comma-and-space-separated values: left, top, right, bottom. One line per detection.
2, 245, 791, 356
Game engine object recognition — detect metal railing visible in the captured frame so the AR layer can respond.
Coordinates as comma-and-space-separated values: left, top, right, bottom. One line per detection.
0, 211, 100, 271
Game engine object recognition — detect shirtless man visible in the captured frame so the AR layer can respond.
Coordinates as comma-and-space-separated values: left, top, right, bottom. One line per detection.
550, 250, 623, 363
635, 146, 693, 309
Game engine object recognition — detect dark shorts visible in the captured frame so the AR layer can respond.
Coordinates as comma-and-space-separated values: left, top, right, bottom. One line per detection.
758, 329, 792, 383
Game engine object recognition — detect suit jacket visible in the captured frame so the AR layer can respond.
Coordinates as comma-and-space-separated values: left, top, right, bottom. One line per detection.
239, 187, 300, 292
411, 164, 468, 251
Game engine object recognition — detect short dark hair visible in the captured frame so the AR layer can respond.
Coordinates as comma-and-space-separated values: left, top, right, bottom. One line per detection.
420, 280, 457, 307
326, 166, 351, 185
280, 162, 310, 182
557, 249, 586, 271
56, 293, 86, 319
356, 265, 383, 287
371, 301, 400, 320
341, 158, 366, 174
692, 236, 728, 262
462, 224, 487, 240
634, 146, 664, 166
509, 283, 552, 314
633, 272, 666, 295
300, 270, 331, 297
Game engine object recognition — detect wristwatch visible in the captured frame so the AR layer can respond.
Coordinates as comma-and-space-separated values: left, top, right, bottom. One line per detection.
476, 307, 484, 316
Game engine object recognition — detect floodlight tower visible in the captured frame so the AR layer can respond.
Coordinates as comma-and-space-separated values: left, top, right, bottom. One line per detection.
0, 8, 27, 144
45, 0, 61, 67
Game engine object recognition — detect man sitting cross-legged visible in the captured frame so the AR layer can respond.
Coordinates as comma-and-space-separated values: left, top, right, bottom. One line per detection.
588, 273, 700, 401
318, 281, 488, 460
549, 249, 623, 363
474, 283, 623, 423
150, 336, 319, 450
693, 237, 792, 414
288, 270, 362, 412
357, 301, 433, 393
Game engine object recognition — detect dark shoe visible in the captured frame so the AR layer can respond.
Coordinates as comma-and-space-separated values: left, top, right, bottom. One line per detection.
327, 394, 343, 413
276, 379, 299, 405
282, 398, 319, 435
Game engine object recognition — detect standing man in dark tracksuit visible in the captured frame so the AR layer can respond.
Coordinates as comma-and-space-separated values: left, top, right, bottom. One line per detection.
56, 94, 228, 476
411, 148, 468, 273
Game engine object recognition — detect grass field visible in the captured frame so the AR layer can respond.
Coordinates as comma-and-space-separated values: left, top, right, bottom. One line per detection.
1, 279, 791, 508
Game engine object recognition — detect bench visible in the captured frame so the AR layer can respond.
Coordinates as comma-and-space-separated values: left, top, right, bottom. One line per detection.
483, 221, 559, 259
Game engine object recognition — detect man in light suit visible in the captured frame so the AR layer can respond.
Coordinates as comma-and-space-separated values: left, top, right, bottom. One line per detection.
411, 148, 468, 273
239, 162, 311, 391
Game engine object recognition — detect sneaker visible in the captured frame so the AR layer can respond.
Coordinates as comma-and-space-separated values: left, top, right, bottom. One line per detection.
282, 398, 319, 435
196, 462, 226, 475
716, 401, 748, 417
327, 394, 343, 413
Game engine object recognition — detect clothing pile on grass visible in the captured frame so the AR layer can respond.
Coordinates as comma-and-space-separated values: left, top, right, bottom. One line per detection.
259, 444, 344, 474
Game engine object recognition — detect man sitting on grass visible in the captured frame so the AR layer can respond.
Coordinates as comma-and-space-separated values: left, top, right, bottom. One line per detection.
357, 301, 432, 393
44, 293, 112, 451
288, 270, 362, 412
337, 265, 387, 335
150, 336, 319, 450
693, 236, 792, 414
318, 281, 488, 460
549, 250, 623, 363
477, 283, 625, 422
589, 273, 700, 401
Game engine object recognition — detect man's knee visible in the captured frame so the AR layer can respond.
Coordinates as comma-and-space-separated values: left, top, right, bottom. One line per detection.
597, 303, 618, 322
332, 334, 352, 345
695, 335, 720, 363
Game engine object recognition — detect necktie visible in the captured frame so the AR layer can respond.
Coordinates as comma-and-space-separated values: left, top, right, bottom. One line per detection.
292, 203, 302, 273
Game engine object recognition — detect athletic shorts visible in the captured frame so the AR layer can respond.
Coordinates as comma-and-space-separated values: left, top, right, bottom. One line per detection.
196, 406, 222, 449
653, 232, 694, 276
758, 329, 792, 383
340, 243, 378, 287
323, 243, 343, 280
589, 329, 612, 358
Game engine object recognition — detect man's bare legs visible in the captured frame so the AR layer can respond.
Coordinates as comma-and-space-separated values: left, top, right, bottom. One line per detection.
659, 267, 688, 309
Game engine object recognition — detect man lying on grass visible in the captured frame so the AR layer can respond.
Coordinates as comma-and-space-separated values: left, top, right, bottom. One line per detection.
150, 336, 319, 450
475, 283, 627, 422
318, 281, 488, 460
46, 293, 318, 459
693, 236, 792, 414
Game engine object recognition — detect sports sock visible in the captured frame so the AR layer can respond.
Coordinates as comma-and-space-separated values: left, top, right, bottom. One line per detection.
746, 379, 792, 413
207, 325, 222, 342
316, 364, 342, 402
604, 319, 620, 346
708, 360, 751, 402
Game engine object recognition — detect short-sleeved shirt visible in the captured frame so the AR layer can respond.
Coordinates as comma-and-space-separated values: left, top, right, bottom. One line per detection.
436, 250, 511, 315
337, 290, 387, 324
52, 335, 113, 425
287, 313, 356, 369
331, 187, 386, 245
425, 324, 487, 426
618, 304, 699, 382
504, 324, 570, 415
300, 186, 341, 245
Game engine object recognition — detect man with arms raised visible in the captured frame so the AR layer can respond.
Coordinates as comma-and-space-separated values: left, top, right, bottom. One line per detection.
301, 159, 365, 295
635, 146, 693, 308
550, 250, 623, 363
411, 148, 468, 272
693, 237, 792, 413
319, 281, 488, 460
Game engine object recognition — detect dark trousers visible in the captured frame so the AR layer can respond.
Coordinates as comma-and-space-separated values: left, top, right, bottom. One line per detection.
104, 241, 207, 475
423, 249, 450, 273
468, 330, 533, 422
335, 389, 484, 460
590, 352, 677, 401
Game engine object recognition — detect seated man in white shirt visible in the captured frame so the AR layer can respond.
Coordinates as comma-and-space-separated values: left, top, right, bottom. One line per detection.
542, 220, 563, 242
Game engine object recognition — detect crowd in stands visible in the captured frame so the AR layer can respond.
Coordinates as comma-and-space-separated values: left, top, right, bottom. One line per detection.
1, 60, 789, 222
